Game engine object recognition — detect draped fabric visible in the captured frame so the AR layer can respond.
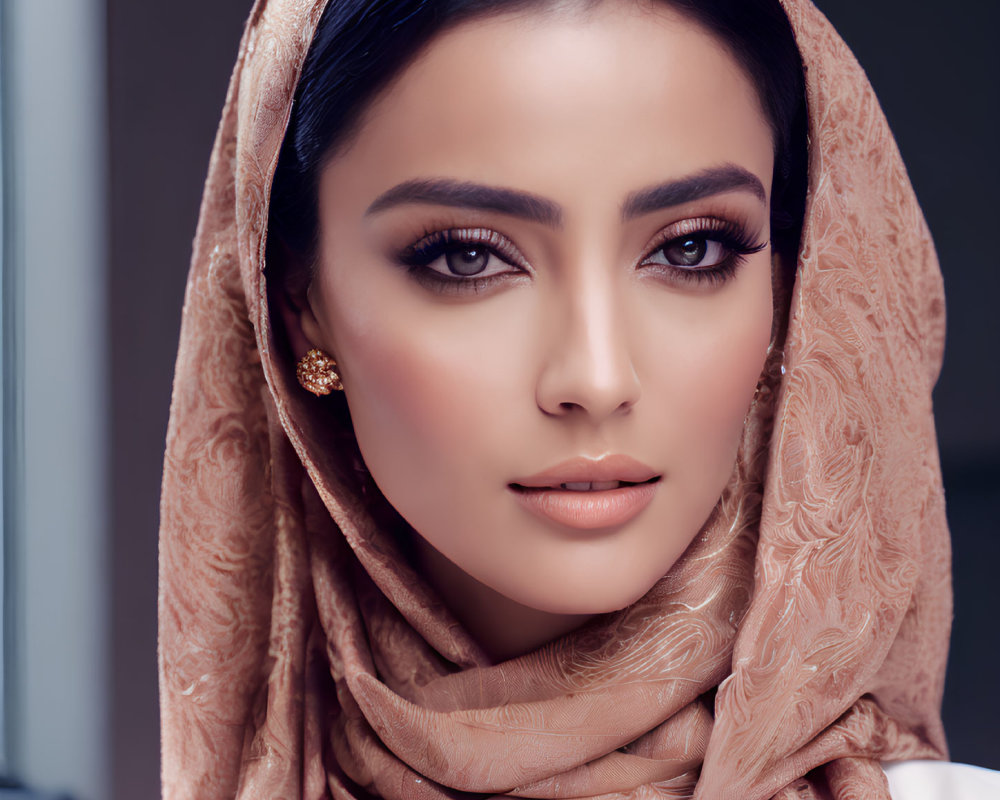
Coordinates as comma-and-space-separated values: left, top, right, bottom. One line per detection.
158, 1, 951, 798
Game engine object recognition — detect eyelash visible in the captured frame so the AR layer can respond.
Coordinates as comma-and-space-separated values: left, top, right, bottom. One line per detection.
640, 217, 768, 287
396, 227, 528, 295
394, 218, 766, 294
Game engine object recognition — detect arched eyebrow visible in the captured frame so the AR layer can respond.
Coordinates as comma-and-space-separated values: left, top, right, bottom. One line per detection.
621, 165, 766, 220
366, 179, 563, 227
365, 164, 766, 227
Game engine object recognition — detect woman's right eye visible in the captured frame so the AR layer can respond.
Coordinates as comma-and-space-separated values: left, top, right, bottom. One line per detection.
397, 228, 529, 288
425, 243, 512, 278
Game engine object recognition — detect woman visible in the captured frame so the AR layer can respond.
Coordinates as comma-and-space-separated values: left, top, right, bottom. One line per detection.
158, 0, 992, 797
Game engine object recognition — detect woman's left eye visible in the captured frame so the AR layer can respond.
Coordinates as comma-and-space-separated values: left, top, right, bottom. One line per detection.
644, 235, 729, 269
638, 219, 767, 284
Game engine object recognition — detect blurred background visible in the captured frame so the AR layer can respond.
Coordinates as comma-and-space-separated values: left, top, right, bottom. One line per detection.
0, 0, 996, 798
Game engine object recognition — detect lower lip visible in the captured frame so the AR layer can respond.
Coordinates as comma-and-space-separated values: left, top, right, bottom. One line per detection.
510, 482, 658, 530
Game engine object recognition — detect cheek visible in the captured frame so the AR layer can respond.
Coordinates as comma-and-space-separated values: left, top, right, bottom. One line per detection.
644, 258, 773, 483
326, 283, 528, 521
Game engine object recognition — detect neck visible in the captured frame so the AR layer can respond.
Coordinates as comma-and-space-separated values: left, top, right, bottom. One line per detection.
413, 535, 592, 663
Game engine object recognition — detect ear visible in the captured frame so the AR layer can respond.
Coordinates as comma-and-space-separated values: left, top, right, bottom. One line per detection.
271, 272, 328, 361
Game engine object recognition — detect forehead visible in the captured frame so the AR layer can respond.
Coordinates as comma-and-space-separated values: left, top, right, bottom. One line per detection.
325, 1, 774, 205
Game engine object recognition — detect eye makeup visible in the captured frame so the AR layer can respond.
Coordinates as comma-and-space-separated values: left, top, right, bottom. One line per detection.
395, 226, 530, 295
391, 213, 766, 296
638, 216, 768, 288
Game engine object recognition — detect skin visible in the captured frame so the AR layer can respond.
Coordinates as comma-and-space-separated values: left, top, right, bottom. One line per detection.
288, 0, 775, 661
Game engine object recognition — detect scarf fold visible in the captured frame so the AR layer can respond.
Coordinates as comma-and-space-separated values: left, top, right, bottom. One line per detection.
159, 1, 951, 797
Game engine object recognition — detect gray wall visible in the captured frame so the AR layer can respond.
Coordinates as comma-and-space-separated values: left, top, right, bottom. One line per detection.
106, 3, 250, 797
104, 2, 999, 797
6, 0, 108, 797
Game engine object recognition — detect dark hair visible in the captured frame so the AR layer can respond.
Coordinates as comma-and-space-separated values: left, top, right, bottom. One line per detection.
268, 0, 807, 287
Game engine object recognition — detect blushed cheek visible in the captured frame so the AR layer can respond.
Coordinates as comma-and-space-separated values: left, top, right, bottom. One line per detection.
704, 318, 769, 426
656, 269, 773, 487
332, 298, 525, 522
701, 287, 772, 466
343, 332, 466, 505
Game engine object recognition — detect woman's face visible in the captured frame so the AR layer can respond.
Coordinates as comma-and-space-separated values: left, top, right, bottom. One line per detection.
300, 0, 774, 620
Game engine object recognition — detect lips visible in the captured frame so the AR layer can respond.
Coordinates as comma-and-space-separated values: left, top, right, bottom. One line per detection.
509, 455, 660, 530
511, 454, 659, 489
559, 481, 629, 491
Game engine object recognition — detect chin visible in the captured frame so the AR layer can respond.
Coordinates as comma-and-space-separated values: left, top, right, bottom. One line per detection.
507, 569, 664, 617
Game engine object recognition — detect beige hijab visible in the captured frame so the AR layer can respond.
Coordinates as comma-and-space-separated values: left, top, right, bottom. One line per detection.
158, 0, 951, 797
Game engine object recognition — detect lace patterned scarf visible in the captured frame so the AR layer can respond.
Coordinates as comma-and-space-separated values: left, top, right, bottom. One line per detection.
159, 1, 951, 797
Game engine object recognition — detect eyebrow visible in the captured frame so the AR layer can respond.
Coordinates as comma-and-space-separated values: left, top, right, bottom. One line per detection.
621, 165, 766, 220
366, 178, 563, 227
364, 164, 766, 227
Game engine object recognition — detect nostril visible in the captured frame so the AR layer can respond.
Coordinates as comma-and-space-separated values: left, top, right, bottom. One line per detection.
547, 392, 636, 420
534, 323, 642, 420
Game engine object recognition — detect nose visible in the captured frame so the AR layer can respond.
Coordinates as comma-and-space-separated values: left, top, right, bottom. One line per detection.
534, 278, 641, 422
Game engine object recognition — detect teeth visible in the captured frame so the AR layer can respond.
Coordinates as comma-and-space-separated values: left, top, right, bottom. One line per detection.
559, 481, 622, 491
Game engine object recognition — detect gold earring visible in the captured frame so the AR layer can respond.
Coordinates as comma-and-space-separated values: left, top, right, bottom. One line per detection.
296, 348, 343, 395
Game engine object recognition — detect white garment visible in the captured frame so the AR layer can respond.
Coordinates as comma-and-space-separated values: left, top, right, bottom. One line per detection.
885, 760, 1000, 799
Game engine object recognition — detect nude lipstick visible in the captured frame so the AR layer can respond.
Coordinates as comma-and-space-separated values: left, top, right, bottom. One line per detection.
509, 455, 660, 530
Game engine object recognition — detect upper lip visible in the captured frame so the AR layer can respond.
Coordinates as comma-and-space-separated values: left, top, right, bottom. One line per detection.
510, 455, 659, 489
